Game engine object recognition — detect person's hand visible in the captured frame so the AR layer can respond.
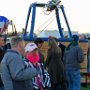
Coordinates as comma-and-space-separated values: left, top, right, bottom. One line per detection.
33, 63, 40, 72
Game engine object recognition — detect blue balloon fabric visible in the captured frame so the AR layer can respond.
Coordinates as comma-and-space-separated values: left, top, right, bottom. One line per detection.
0, 16, 9, 33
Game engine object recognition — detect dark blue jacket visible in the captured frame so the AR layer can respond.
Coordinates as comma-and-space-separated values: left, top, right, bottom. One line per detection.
63, 45, 84, 70
0, 47, 4, 87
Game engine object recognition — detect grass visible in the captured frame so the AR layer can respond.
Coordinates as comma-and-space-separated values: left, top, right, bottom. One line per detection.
81, 85, 90, 90
81, 87, 90, 90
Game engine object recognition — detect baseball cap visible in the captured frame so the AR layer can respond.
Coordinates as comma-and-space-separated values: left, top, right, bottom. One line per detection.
25, 42, 38, 52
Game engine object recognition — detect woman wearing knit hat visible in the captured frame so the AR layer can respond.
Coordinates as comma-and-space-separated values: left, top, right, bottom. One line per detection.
63, 34, 84, 90
34, 38, 44, 64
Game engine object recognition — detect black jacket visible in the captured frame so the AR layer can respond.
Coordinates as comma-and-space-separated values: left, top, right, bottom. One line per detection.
0, 47, 4, 87
0, 48, 4, 62
59, 43, 66, 61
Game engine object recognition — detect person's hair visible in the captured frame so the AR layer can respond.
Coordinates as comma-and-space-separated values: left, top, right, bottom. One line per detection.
3, 35, 7, 42
0, 34, 4, 38
53, 37, 58, 42
34, 38, 44, 45
0, 34, 7, 41
11, 36, 23, 48
48, 37, 61, 53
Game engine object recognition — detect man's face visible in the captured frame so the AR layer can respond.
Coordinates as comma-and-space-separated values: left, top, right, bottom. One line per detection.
18, 41, 25, 56
0, 37, 5, 47
38, 43, 43, 48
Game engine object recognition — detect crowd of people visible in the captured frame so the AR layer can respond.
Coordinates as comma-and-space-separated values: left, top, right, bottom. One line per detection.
0, 34, 84, 90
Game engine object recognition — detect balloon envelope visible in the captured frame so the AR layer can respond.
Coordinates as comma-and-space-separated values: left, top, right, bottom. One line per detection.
0, 16, 9, 34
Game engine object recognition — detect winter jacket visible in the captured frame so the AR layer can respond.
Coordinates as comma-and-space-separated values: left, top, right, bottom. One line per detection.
45, 48, 65, 85
0, 49, 39, 90
0, 47, 4, 87
63, 45, 84, 70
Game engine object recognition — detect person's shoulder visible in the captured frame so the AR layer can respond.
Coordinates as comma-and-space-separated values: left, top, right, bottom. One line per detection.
6, 49, 19, 54
4, 49, 20, 60
75, 45, 83, 52
75, 45, 81, 49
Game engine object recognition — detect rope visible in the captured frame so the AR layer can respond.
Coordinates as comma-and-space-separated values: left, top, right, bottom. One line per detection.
37, 16, 55, 35
36, 14, 55, 31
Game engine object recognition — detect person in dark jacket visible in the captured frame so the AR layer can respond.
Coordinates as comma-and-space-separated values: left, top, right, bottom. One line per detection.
87, 38, 90, 72
34, 38, 44, 64
59, 42, 66, 61
53, 37, 68, 90
0, 35, 5, 62
45, 37, 66, 90
0, 34, 5, 90
2, 36, 11, 53
63, 35, 84, 90
54, 37, 66, 62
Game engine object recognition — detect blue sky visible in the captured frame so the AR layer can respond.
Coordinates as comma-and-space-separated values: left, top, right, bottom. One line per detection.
0, 0, 90, 33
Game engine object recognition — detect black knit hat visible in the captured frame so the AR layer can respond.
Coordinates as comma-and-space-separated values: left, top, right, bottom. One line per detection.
34, 38, 44, 45
72, 35, 79, 41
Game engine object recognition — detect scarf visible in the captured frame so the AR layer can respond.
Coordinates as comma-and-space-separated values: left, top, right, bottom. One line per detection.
66, 40, 78, 50
35, 63, 43, 90
26, 53, 43, 90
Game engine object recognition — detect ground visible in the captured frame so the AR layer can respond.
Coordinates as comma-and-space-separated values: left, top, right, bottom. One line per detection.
81, 85, 90, 90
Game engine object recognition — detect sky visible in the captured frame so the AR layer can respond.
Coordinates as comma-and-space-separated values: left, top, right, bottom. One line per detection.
0, 0, 90, 34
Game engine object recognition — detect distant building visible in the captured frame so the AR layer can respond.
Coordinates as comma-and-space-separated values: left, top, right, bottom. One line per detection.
36, 30, 78, 38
